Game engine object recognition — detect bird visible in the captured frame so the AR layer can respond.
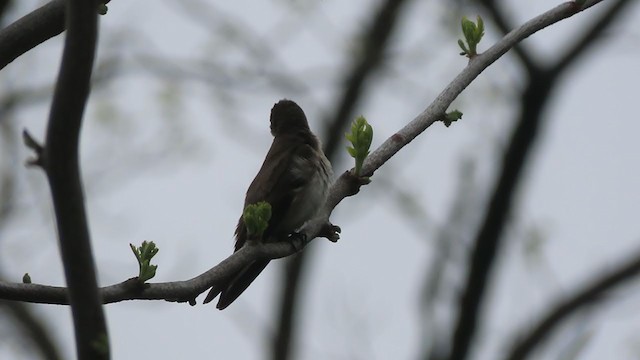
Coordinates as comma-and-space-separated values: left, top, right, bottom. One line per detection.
204, 99, 333, 310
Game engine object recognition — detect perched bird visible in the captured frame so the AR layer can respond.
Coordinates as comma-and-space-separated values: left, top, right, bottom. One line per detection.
204, 99, 333, 310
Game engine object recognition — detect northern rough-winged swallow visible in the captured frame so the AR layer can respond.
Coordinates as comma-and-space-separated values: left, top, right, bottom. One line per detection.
204, 99, 333, 310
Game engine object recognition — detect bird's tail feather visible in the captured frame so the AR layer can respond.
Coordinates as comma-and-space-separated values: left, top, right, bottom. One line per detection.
213, 260, 271, 310
202, 283, 224, 304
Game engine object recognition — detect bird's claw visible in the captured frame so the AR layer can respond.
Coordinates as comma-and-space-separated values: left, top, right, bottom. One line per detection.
320, 222, 341, 243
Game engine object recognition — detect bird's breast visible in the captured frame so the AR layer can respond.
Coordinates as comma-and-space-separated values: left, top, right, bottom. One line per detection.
282, 151, 332, 232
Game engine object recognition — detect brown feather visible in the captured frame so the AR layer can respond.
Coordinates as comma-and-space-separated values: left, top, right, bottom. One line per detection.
204, 100, 332, 309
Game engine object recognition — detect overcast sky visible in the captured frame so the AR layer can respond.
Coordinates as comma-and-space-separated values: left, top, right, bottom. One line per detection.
2, 0, 640, 359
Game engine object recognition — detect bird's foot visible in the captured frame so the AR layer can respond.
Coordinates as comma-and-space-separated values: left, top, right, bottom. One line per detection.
319, 222, 341, 242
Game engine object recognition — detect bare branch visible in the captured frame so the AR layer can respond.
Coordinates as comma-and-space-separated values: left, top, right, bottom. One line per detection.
504, 246, 640, 360
0, 0, 12, 25
0, 108, 63, 360
0, 0, 110, 70
553, 0, 635, 74
475, 0, 537, 70
322, 0, 411, 159
0, 300, 64, 360
359, 0, 602, 180
273, 0, 413, 358
33, 0, 106, 358
0, 240, 307, 305
0, 0, 65, 70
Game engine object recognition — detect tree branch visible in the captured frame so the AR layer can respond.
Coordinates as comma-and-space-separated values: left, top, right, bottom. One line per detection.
504, 246, 640, 360
322, 0, 411, 159
0, 0, 13, 25
35, 0, 105, 358
553, 0, 635, 75
0, 108, 63, 360
1, 0, 607, 321
0, 0, 109, 70
0, 240, 310, 305
449, 67, 551, 360
359, 1, 602, 179
0, 300, 63, 360
0, 0, 65, 70
273, 0, 412, 358
447, 2, 630, 359
475, 0, 537, 71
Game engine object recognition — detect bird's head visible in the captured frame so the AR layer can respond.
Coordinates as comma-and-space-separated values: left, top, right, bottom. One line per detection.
270, 99, 310, 137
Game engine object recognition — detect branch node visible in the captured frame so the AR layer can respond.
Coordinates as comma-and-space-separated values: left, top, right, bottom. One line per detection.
22, 129, 44, 168
165, 295, 198, 306
342, 170, 371, 197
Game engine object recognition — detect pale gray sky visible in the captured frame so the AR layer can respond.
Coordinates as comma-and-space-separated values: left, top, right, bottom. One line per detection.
1, 0, 640, 359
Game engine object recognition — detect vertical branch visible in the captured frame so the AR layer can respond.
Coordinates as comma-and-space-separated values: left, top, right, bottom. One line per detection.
40, 0, 107, 359
321, 0, 411, 159
448, 69, 552, 360
272, 0, 412, 359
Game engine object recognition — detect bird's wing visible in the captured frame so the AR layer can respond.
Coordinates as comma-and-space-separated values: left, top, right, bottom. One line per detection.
210, 134, 317, 309
234, 133, 317, 250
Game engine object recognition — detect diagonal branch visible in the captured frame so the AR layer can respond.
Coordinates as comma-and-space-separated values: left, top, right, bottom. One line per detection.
475, 0, 537, 71
356, 1, 602, 179
504, 246, 640, 360
553, 0, 635, 75
0, 0, 65, 70
0, 0, 110, 70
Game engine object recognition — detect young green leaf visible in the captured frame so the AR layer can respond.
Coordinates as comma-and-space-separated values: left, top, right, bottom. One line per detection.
443, 110, 463, 127
243, 201, 272, 237
130, 241, 159, 283
458, 16, 485, 57
345, 116, 373, 176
